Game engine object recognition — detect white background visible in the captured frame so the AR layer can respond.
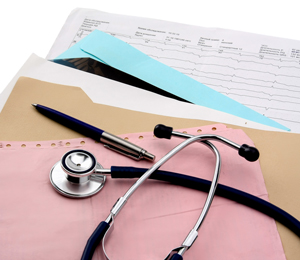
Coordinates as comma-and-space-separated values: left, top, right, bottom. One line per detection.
0, 0, 299, 93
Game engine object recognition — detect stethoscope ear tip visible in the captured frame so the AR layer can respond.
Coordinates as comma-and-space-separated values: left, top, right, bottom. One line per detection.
238, 144, 260, 162
154, 124, 173, 139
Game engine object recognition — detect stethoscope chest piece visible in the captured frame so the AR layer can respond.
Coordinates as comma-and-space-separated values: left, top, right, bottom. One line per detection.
50, 150, 106, 198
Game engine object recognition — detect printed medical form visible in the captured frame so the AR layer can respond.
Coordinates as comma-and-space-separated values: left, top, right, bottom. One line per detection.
47, 8, 300, 133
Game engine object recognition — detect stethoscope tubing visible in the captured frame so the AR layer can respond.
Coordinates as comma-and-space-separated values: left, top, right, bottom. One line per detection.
114, 167, 300, 237
81, 167, 300, 260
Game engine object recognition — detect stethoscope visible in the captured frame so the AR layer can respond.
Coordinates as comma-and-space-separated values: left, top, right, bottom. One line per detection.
49, 124, 300, 260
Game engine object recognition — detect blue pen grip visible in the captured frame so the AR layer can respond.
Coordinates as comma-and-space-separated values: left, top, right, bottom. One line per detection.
36, 104, 104, 140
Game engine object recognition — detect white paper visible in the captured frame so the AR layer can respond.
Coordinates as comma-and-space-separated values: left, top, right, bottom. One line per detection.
47, 8, 300, 133
0, 54, 282, 132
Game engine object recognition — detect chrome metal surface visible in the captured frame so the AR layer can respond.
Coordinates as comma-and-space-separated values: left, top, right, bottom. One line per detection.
110, 197, 127, 216
65, 152, 94, 173
102, 215, 115, 260
62, 150, 96, 178
101, 132, 155, 161
193, 142, 220, 232
50, 161, 106, 198
164, 247, 185, 260
90, 163, 109, 182
95, 168, 111, 174
172, 131, 241, 150
182, 229, 198, 248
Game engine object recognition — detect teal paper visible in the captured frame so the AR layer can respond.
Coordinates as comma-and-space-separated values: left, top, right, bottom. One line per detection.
55, 30, 289, 131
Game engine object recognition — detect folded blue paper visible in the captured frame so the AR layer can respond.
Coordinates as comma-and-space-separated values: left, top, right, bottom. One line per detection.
55, 30, 289, 131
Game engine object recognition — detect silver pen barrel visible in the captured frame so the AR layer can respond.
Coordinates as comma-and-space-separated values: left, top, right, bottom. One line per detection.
100, 132, 155, 161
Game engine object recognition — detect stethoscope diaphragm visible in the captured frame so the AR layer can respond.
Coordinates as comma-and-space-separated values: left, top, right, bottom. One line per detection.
49, 149, 106, 198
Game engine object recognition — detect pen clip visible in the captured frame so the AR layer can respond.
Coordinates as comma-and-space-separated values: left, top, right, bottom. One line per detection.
104, 144, 143, 160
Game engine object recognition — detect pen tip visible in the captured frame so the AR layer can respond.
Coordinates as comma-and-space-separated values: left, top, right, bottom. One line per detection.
31, 103, 37, 107
144, 152, 155, 161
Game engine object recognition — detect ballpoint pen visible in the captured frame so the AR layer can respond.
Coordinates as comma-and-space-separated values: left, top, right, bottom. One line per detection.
32, 104, 155, 161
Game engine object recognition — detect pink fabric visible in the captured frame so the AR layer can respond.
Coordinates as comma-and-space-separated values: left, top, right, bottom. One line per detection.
0, 124, 286, 260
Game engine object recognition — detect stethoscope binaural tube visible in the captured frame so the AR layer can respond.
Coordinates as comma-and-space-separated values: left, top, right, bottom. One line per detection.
80, 130, 260, 260
153, 124, 260, 162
